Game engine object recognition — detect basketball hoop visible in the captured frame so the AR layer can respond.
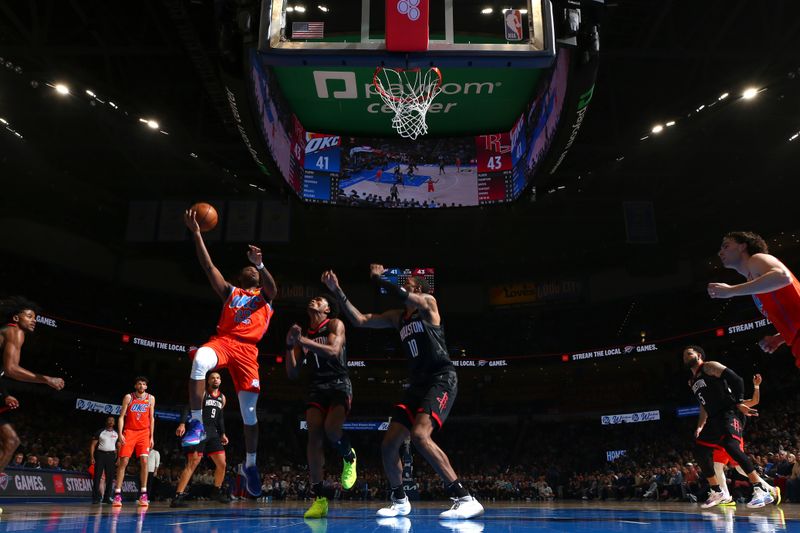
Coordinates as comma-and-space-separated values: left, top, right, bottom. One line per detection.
373, 66, 443, 139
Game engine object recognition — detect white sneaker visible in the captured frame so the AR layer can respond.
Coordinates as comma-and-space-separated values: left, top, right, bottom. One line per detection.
719, 492, 735, 506
438, 520, 485, 533
701, 490, 726, 509
376, 497, 411, 517
746, 486, 774, 509
376, 517, 411, 533
439, 496, 484, 520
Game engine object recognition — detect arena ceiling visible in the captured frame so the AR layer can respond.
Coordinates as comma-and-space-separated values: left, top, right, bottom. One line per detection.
1, 0, 799, 282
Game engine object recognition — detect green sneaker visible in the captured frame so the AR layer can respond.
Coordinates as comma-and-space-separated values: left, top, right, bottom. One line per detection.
304, 497, 329, 519
341, 449, 357, 490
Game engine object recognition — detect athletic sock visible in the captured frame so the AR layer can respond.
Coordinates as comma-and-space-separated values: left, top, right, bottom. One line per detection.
332, 434, 354, 462
191, 409, 202, 422
141, 487, 147, 493
246, 453, 257, 468
391, 486, 406, 500
447, 479, 469, 498
711, 485, 721, 492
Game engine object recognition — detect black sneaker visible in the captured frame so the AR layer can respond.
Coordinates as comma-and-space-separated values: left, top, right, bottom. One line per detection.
170, 492, 189, 508
92, 499, 102, 504
214, 487, 231, 503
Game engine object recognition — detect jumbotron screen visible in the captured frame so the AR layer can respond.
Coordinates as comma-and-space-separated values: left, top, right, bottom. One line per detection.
250, 49, 569, 208
380, 267, 435, 295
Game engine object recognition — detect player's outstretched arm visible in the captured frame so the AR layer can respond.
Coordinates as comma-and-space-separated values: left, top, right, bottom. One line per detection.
743, 374, 762, 407
708, 254, 792, 298
185, 209, 231, 300
321, 270, 400, 329
247, 245, 278, 301
1, 329, 64, 389
368, 264, 440, 320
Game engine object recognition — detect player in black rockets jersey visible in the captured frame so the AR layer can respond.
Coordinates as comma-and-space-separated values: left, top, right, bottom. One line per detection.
323, 265, 483, 520
172, 371, 229, 507
684, 345, 780, 509
286, 295, 357, 519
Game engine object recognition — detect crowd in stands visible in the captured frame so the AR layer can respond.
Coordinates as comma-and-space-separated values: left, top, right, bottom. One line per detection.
9, 382, 800, 505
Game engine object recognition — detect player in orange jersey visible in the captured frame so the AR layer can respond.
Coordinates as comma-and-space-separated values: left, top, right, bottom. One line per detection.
183, 209, 278, 497
708, 231, 800, 365
112, 376, 155, 507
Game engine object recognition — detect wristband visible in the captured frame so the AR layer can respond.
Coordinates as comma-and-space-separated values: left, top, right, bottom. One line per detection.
754, 386, 760, 389
256, 263, 265, 271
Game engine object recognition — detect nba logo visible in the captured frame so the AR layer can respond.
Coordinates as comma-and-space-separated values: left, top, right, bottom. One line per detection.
504, 9, 523, 41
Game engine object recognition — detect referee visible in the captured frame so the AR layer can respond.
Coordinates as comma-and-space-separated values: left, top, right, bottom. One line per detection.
90, 416, 119, 504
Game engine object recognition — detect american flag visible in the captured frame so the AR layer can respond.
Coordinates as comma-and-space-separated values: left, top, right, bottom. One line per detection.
292, 22, 324, 39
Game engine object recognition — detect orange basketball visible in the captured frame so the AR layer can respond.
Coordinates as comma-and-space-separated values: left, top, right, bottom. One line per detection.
190, 202, 218, 232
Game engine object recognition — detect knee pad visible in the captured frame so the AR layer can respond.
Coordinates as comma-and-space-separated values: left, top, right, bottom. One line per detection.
190, 347, 218, 381
238, 391, 259, 425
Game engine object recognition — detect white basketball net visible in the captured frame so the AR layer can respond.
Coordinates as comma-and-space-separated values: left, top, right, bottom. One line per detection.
373, 67, 443, 140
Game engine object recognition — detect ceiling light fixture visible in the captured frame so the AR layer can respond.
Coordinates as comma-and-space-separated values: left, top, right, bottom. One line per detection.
742, 87, 759, 99
54, 84, 70, 95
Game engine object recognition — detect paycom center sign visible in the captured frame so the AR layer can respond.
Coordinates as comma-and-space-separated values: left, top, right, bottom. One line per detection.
271, 66, 542, 136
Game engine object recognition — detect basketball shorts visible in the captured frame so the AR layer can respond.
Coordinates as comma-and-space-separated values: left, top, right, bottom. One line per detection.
307, 388, 352, 415
185, 435, 225, 457
393, 370, 457, 431
119, 428, 150, 458
697, 410, 745, 450
203, 336, 261, 393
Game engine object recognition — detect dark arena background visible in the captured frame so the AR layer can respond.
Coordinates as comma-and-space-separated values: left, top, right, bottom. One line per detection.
2, 0, 800, 532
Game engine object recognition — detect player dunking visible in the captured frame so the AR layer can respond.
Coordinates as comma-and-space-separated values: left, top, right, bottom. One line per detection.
286, 295, 357, 519
323, 266, 484, 519
183, 209, 278, 497
684, 346, 780, 508
172, 371, 229, 507
708, 231, 800, 365
0, 297, 65, 480
112, 376, 155, 507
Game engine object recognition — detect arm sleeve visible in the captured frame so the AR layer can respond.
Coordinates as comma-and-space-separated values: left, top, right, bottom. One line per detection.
371, 274, 409, 302
217, 404, 226, 435
722, 367, 745, 403
180, 405, 190, 423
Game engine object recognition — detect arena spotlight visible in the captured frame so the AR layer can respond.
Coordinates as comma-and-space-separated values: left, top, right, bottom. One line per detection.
742, 87, 759, 99
286, 6, 294, 11
481, 8, 493, 15
85, 89, 96, 97
666, 121, 675, 127
318, 5, 328, 12
54, 83, 70, 95
0, 118, 7, 125
718, 92, 729, 100
791, 133, 799, 142
651, 124, 664, 134
147, 120, 159, 129
295, 5, 306, 12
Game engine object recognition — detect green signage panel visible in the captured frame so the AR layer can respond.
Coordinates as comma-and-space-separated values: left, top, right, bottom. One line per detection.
271, 66, 543, 136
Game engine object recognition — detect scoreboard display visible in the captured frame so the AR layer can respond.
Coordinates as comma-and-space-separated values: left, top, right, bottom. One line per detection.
302, 132, 341, 203
476, 133, 514, 205
380, 267, 436, 294
302, 171, 337, 203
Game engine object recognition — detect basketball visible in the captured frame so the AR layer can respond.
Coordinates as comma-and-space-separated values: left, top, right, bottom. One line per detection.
190, 202, 218, 232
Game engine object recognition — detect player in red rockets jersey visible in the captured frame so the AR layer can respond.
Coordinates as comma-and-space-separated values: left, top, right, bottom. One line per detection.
183, 208, 278, 497
112, 376, 155, 508
708, 231, 800, 365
